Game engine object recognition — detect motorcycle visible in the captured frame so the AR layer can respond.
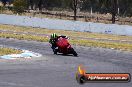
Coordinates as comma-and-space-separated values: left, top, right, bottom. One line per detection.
53, 37, 78, 56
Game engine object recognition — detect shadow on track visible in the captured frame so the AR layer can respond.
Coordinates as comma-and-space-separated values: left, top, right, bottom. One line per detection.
53, 53, 79, 57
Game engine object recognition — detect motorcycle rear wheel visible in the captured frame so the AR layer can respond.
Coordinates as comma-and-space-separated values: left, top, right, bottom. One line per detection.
71, 48, 78, 56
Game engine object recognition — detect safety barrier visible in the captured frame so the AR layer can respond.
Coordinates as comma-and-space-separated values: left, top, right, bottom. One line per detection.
0, 14, 132, 36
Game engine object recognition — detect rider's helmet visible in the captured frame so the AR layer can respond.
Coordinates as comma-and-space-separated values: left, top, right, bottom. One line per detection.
51, 33, 58, 39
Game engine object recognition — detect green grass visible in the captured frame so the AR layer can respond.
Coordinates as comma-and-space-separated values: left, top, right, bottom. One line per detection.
0, 47, 22, 56
0, 33, 49, 42
0, 32, 132, 52
0, 24, 132, 41
0, 24, 132, 52
70, 39, 132, 51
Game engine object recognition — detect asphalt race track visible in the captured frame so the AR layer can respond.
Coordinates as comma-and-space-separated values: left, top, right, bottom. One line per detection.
0, 38, 132, 87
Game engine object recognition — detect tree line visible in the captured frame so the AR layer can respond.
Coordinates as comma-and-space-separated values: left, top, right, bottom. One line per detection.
1, 0, 132, 23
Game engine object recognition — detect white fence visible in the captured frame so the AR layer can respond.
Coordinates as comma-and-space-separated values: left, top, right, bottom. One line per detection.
0, 14, 132, 36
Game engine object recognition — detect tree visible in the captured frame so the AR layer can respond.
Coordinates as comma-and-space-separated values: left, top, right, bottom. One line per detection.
111, 0, 118, 24
38, 0, 43, 11
13, 0, 28, 14
7, 0, 132, 19
118, 0, 132, 16
1, 0, 8, 6
73, 0, 78, 20
98, 0, 118, 23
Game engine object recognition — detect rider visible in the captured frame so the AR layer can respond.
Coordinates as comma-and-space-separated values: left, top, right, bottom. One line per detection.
49, 33, 68, 52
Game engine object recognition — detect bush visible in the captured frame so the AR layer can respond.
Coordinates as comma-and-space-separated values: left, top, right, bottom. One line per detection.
13, 0, 28, 14
0, 6, 6, 13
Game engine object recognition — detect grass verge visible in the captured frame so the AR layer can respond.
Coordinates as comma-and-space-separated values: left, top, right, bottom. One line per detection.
0, 47, 22, 56
0, 33, 132, 52
0, 24, 132, 41
0, 33, 49, 42
70, 39, 132, 51
0, 24, 132, 52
